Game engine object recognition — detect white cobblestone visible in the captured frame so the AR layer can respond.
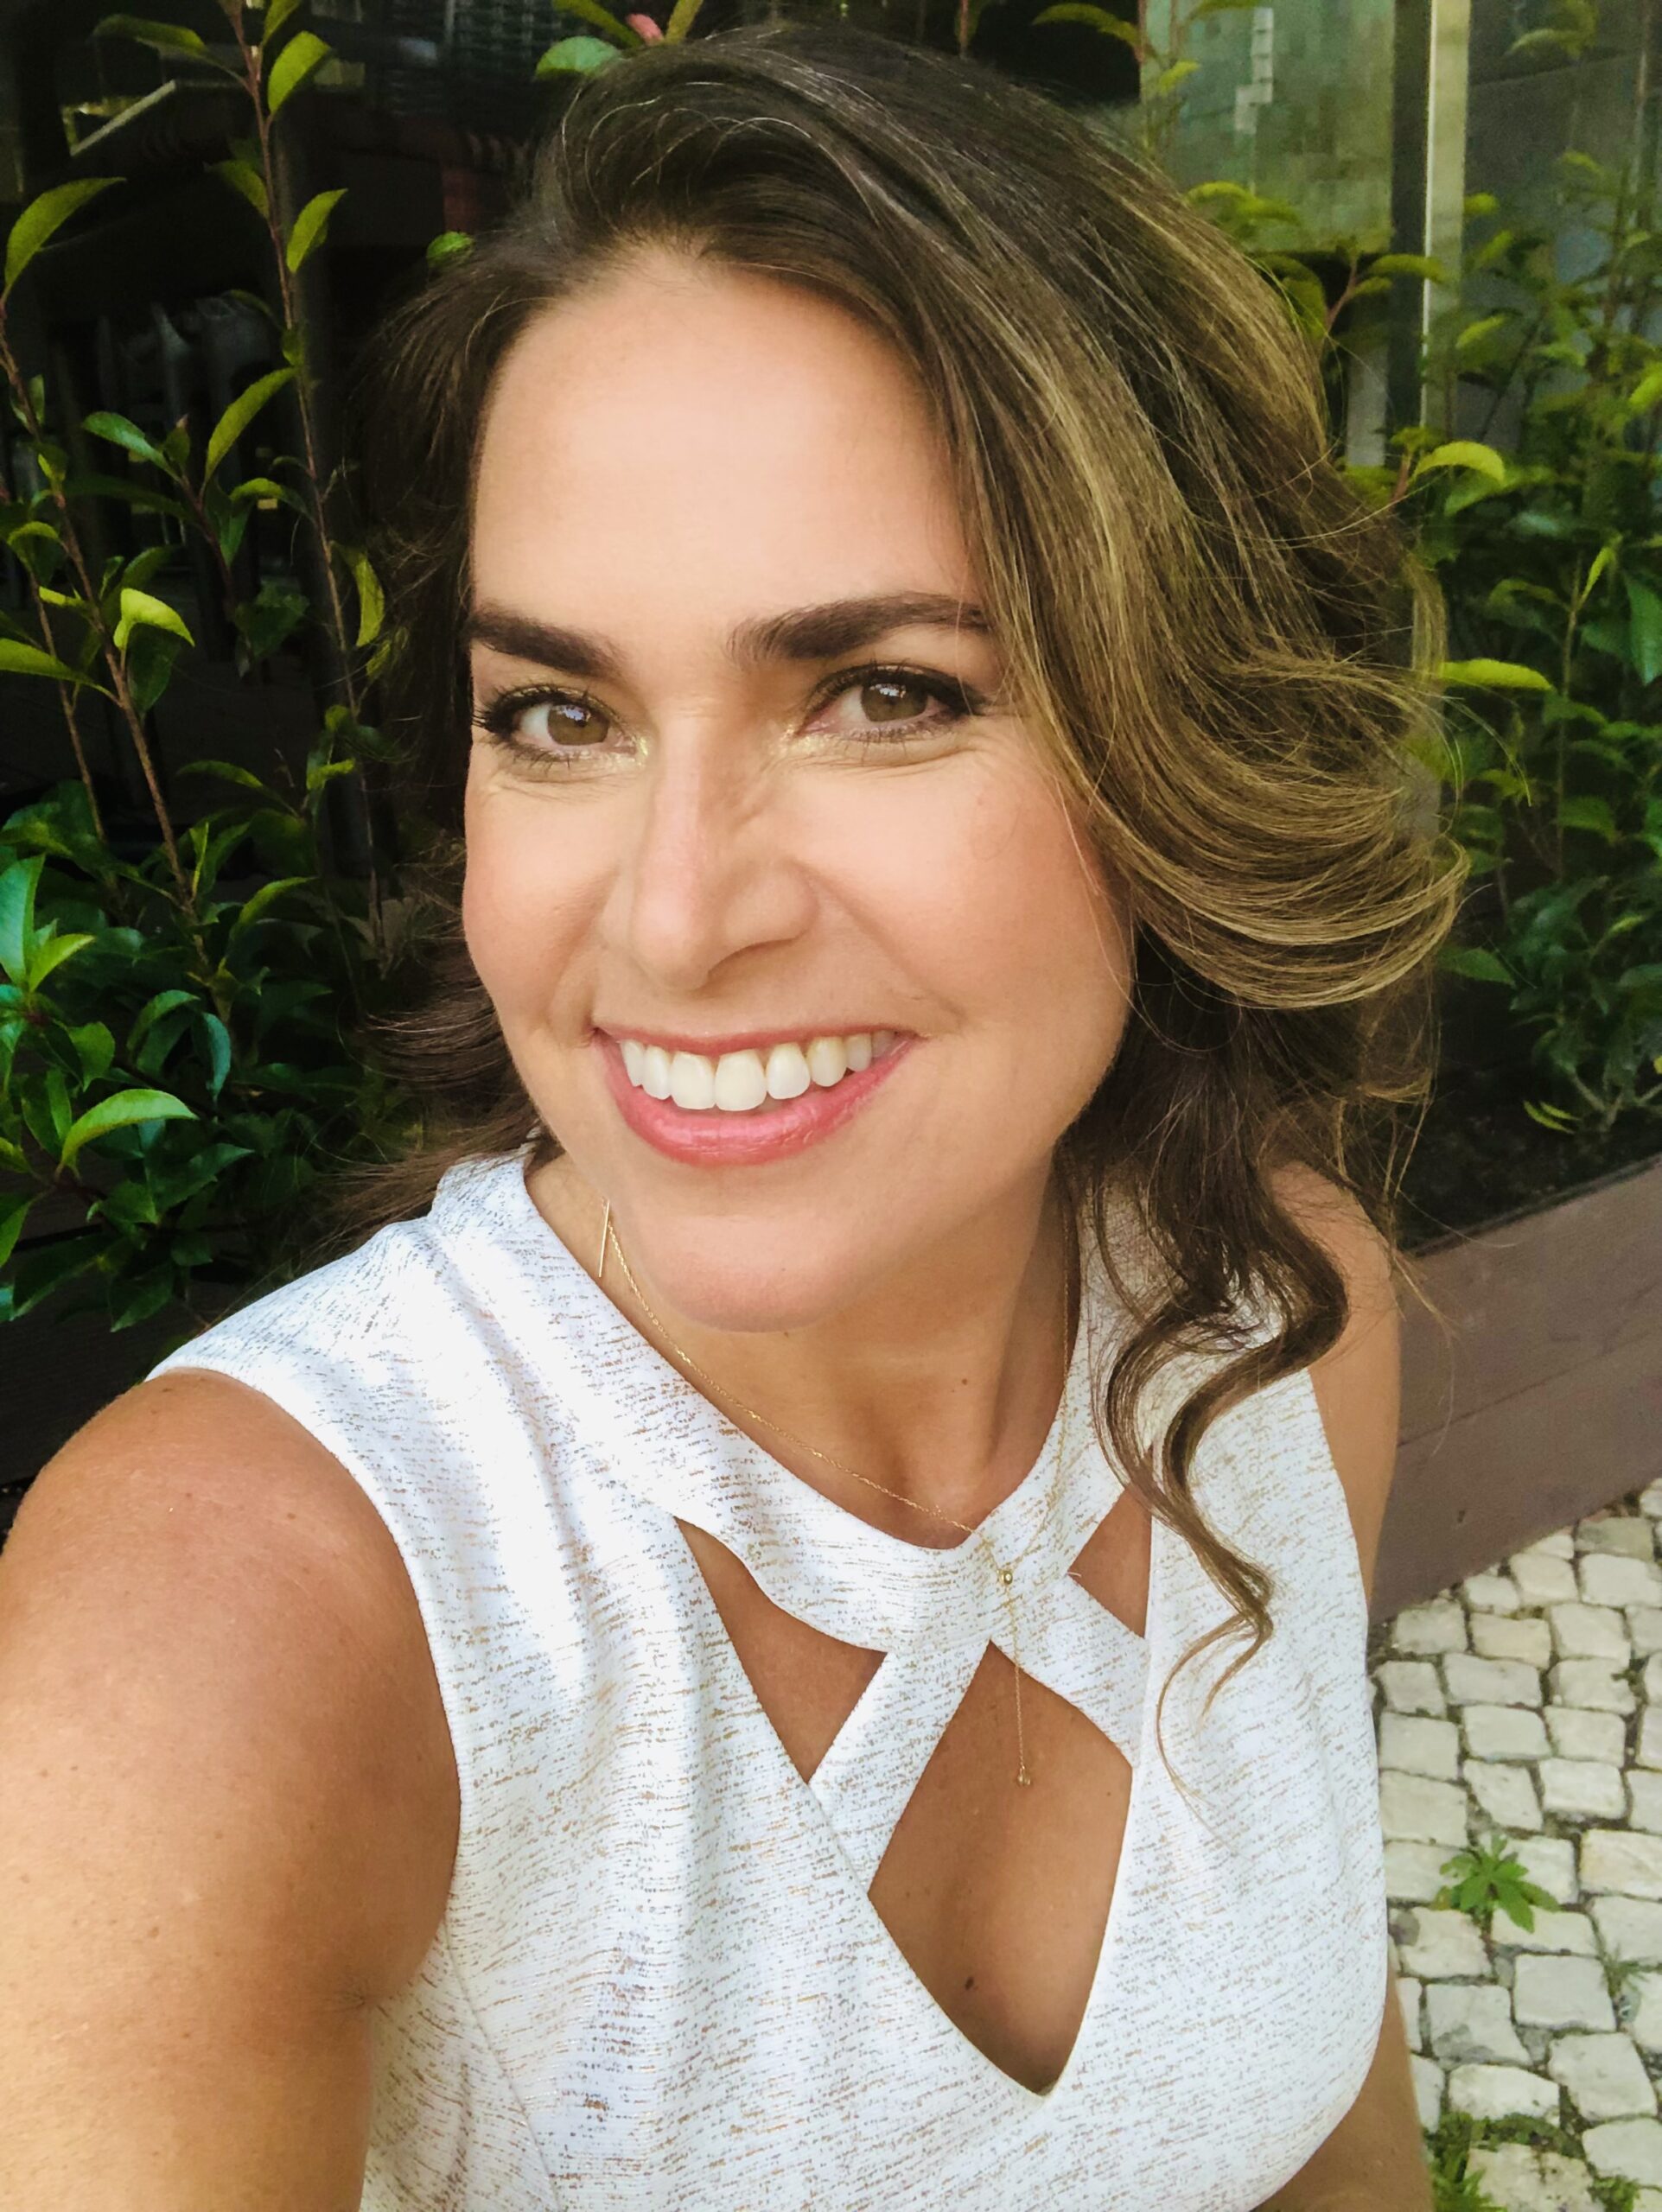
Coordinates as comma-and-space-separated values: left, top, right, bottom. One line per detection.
1550, 1602, 1633, 1664
1515, 1834, 1580, 1904
1465, 1572, 1523, 1612
1540, 1758, 1628, 1820
1512, 1548, 1580, 1604
1646, 1654, 1662, 1703
1583, 2117, 1662, 2187
1385, 1839, 1455, 1904
1639, 1708, 1662, 1768
1445, 1652, 1544, 1707
1627, 1973, 1662, 2052
1377, 1711, 1461, 1781
1512, 1953, 1617, 2030
1552, 1661, 1637, 1713
1379, 1770, 1469, 1847
1378, 1659, 1448, 1716
1495, 1905, 1598, 1955
1464, 1703, 1551, 1760
1470, 2143, 1603, 2211
1410, 2053, 1442, 2130
1448, 2061, 1561, 2120
1592, 1896, 1662, 1963
1582, 1830, 1662, 1899
1473, 1612, 1554, 1667
1428, 1980, 1529, 2063
1632, 1771, 1662, 1833
1467, 1759, 1544, 1833
1642, 1481, 1662, 1519
1394, 1906, 1491, 1980
1631, 1608, 1662, 1658
1582, 1553, 1662, 1606
1550, 2031, 1659, 2120
1547, 1706, 1627, 1764
1392, 1599, 1468, 1655
1397, 1975, 1422, 2052
1578, 1516, 1659, 1560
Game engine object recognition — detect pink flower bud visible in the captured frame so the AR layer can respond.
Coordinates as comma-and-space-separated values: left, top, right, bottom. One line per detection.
625, 12, 664, 37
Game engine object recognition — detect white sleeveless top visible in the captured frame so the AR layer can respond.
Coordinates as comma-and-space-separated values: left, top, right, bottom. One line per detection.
150, 1152, 1386, 2211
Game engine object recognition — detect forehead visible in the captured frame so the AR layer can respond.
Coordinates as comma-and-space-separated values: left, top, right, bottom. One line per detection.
470, 254, 976, 615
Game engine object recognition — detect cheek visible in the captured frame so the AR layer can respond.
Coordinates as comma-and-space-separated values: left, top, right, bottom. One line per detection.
460, 768, 600, 1015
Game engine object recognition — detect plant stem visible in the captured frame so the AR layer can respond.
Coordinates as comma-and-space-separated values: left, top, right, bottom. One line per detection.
0, 314, 188, 898
232, 11, 385, 952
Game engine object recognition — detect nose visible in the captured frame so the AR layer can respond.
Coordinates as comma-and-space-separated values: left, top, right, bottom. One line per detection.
607, 728, 815, 994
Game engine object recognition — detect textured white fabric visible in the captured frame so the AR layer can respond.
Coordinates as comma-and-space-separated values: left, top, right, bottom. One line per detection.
150, 1151, 1387, 2211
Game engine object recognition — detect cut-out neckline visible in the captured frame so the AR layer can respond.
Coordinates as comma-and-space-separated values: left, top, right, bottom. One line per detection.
494, 1158, 1158, 2106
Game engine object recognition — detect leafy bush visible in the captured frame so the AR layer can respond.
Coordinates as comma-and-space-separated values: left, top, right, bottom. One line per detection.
0, 0, 403, 1329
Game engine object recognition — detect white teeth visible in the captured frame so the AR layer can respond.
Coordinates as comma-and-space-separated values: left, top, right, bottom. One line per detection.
764, 1041, 812, 1100
616, 1028, 898, 1109
669, 1051, 716, 1109
713, 1050, 767, 1112
806, 1034, 847, 1088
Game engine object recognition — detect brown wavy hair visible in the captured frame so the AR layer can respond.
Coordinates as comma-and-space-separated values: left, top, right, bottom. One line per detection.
352, 19, 1462, 1769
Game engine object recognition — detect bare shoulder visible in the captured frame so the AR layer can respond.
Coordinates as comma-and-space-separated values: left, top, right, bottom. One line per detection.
1270, 1165, 1402, 1605
0, 1370, 458, 2203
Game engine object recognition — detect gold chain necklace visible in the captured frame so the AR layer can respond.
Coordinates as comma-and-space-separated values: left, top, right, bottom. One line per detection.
597, 1199, 1075, 1787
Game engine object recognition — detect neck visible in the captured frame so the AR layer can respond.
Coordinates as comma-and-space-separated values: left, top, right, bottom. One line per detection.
533, 1158, 1078, 1541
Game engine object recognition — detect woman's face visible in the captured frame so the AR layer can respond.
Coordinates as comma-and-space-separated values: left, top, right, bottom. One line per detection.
464, 251, 1134, 1332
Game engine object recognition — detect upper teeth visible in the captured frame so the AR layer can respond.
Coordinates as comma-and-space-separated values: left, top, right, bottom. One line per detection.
619, 1031, 897, 1111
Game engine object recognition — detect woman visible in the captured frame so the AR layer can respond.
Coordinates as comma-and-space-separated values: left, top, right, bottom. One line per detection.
0, 22, 1457, 2209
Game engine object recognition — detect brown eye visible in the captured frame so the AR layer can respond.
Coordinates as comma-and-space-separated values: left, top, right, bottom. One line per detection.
862, 676, 932, 723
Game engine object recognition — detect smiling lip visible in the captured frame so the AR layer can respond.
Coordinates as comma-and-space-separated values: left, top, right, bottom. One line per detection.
595, 1031, 914, 1166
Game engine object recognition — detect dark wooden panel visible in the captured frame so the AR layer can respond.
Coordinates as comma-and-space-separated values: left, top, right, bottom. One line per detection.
1374, 1155, 1662, 1622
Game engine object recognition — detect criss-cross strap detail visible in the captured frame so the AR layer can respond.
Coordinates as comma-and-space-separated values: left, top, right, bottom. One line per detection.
426, 1155, 1155, 1873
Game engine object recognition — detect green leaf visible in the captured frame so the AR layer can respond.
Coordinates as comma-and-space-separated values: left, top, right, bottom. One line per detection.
211, 158, 270, 220
1439, 945, 1513, 985
0, 855, 41, 986
197, 1011, 232, 1099
113, 586, 193, 654
6, 1235, 101, 1319
0, 638, 90, 686
3, 177, 121, 293
0, 1193, 31, 1272
125, 626, 181, 716
1557, 795, 1619, 841
534, 34, 626, 73
24, 931, 94, 991
204, 366, 295, 482
92, 14, 211, 60
175, 757, 275, 796
343, 543, 383, 645
1631, 364, 1662, 412
228, 875, 309, 938
1525, 1098, 1578, 1133
425, 229, 472, 269
59, 1087, 194, 1171
1625, 577, 1662, 686
265, 29, 332, 115
1368, 252, 1449, 283
1417, 440, 1507, 486
262, 0, 308, 41
65, 1021, 115, 1083
1030, 2, 1142, 41
81, 410, 170, 469
128, 989, 196, 1055
1439, 658, 1553, 691
1455, 312, 1510, 356
1149, 58, 1198, 96
284, 187, 345, 273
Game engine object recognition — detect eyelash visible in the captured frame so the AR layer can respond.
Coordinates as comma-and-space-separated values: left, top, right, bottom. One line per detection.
470, 662, 983, 773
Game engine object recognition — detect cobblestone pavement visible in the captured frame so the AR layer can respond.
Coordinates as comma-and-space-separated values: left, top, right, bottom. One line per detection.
1372, 1479, 1662, 2209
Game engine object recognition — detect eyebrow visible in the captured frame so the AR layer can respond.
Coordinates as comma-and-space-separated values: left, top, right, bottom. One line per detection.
463, 592, 992, 682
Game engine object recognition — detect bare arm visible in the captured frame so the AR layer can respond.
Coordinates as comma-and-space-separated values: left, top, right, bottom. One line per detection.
1257, 1174, 1432, 2212
0, 1372, 459, 2211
